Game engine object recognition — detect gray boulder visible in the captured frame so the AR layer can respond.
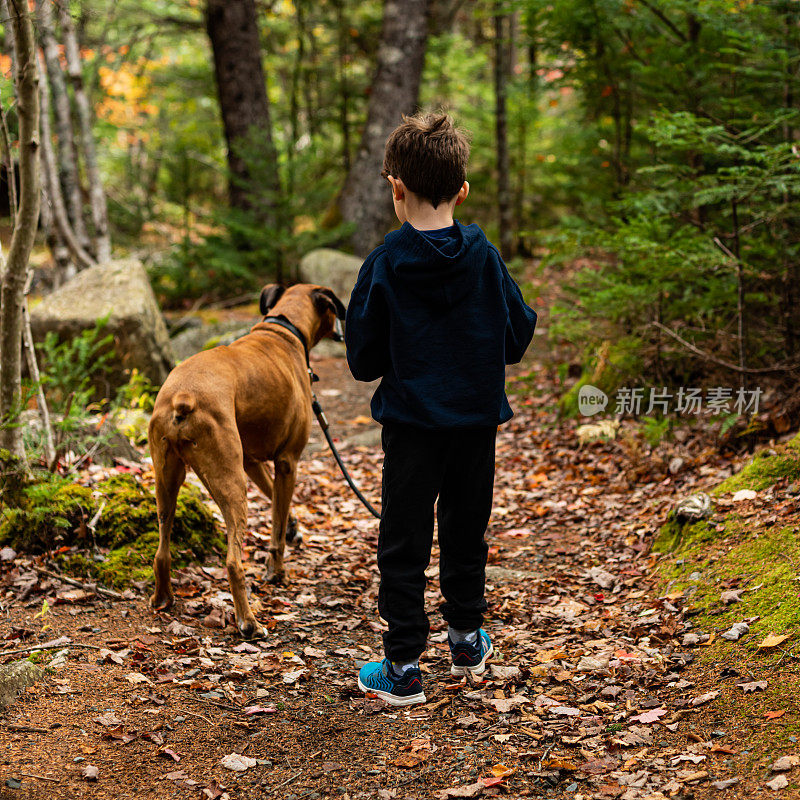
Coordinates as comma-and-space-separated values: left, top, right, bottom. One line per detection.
298, 248, 362, 306
0, 659, 44, 709
170, 320, 251, 362
30, 258, 175, 388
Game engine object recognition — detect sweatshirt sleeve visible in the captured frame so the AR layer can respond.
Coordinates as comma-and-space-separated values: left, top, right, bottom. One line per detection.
499, 255, 538, 365
345, 253, 389, 382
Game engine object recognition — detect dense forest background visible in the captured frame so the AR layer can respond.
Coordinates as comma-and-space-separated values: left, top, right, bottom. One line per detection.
2, 0, 800, 398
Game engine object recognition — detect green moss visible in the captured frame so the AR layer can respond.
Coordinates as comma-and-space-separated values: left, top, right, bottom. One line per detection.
0, 472, 222, 588
656, 516, 800, 657
652, 514, 716, 554
714, 433, 800, 495
559, 337, 643, 417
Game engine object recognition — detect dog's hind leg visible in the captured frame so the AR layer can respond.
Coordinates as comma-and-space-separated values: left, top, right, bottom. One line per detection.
150, 442, 186, 612
191, 436, 262, 639
267, 456, 297, 584
244, 459, 301, 546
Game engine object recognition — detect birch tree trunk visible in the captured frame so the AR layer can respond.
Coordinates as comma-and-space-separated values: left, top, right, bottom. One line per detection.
205, 0, 281, 226
36, 50, 95, 272
36, 0, 89, 251
338, 0, 429, 257
59, 0, 111, 263
0, 0, 41, 459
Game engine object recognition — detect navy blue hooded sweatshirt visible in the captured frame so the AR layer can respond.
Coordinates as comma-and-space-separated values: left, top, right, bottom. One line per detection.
345, 220, 538, 429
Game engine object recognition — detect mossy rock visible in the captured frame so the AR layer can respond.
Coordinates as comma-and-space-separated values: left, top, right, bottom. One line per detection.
560, 337, 643, 417
652, 514, 716, 554
713, 432, 800, 495
0, 472, 222, 588
656, 515, 800, 657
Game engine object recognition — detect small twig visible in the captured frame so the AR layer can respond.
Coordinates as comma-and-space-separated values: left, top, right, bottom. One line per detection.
181, 710, 216, 726
0, 642, 104, 658
5, 723, 50, 733
31, 565, 124, 600
650, 321, 800, 375
274, 771, 302, 790
19, 772, 60, 782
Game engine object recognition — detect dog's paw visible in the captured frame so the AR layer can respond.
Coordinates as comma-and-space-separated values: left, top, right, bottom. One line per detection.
149, 592, 174, 612
238, 618, 265, 640
265, 561, 287, 585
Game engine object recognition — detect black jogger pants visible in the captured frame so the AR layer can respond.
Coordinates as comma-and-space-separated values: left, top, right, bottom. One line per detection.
377, 421, 497, 663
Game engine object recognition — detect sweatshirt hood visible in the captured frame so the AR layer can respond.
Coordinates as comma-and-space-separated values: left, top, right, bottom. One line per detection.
383, 220, 489, 307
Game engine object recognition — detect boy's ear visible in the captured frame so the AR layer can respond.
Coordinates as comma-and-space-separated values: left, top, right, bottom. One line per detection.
455, 180, 470, 206
387, 175, 405, 202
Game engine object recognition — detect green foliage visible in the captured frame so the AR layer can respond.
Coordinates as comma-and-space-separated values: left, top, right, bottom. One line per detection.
150, 134, 352, 305
530, 0, 800, 382
35, 315, 115, 412
640, 416, 671, 449
0, 472, 222, 588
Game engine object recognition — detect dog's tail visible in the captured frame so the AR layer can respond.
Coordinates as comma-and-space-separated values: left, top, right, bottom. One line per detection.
171, 391, 196, 423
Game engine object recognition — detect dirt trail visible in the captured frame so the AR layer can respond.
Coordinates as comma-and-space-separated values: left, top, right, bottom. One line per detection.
1, 351, 796, 800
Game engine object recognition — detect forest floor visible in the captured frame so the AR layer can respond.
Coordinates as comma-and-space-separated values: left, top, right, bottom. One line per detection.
2, 314, 800, 799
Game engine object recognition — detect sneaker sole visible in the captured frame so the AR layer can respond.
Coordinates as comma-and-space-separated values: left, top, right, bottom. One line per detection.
450, 642, 494, 677
357, 677, 427, 706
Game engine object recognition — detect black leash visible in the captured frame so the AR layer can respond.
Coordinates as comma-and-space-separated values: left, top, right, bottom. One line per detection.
261, 316, 383, 520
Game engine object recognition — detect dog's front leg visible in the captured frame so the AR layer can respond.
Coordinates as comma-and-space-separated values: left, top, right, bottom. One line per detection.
267, 456, 296, 584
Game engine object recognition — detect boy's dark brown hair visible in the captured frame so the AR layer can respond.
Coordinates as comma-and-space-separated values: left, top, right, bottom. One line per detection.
382, 113, 470, 208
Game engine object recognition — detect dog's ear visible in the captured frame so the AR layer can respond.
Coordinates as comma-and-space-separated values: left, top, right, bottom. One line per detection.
259, 284, 285, 315
311, 287, 346, 320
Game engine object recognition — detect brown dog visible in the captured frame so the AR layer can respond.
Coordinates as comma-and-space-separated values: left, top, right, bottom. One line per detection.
148, 283, 346, 638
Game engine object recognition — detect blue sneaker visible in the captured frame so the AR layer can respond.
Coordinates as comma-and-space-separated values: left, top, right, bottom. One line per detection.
449, 629, 493, 676
357, 659, 426, 706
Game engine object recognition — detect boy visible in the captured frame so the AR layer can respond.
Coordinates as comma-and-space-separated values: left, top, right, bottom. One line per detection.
345, 113, 537, 706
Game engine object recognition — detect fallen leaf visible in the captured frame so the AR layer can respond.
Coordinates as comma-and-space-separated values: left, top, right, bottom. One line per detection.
691, 690, 719, 706
759, 633, 791, 649
282, 669, 307, 684
124, 672, 152, 685
220, 753, 257, 772
720, 590, 742, 604
243, 705, 277, 715
94, 712, 122, 727
435, 780, 485, 798
490, 763, 514, 777
737, 680, 768, 693
721, 622, 749, 641
483, 695, 530, 712
629, 708, 667, 723
766, 710, 787, 720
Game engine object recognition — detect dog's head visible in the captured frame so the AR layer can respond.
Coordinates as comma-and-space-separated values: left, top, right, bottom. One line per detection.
259, 283, 346, 344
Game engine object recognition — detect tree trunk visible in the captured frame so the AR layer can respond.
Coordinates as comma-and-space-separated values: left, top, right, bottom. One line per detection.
205, 0, 281, 226
35, 0, 89, 251
58, 0, 112, 263
494, 10, 513, 260
339, 0, 429, 257
36, 50, 96, 273
0, 0, 41, 459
